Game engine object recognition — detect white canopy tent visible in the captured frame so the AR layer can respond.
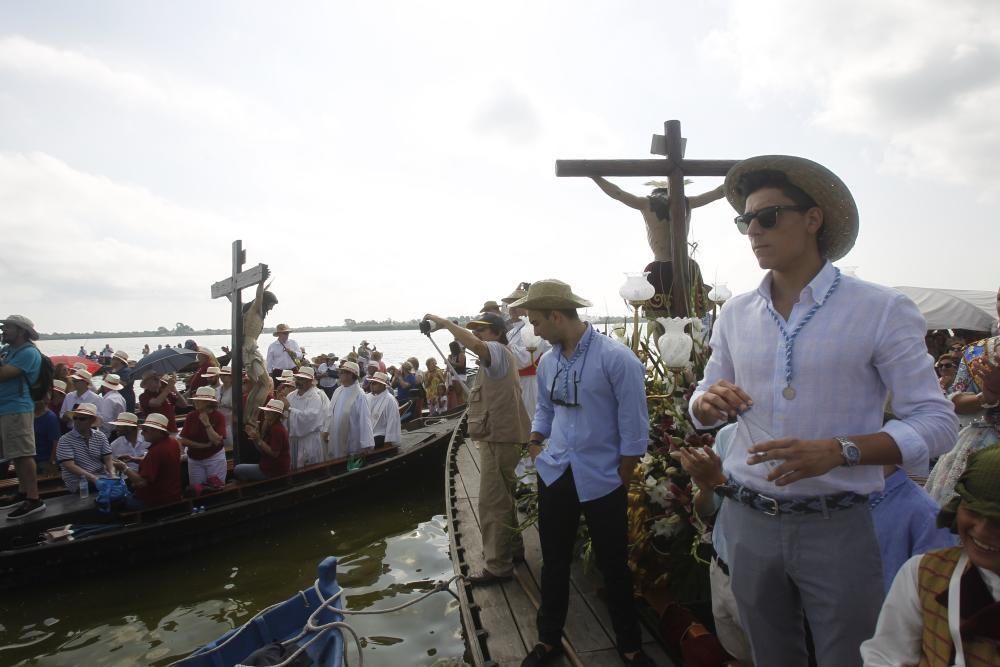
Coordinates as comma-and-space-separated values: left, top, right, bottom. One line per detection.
894, 286, 997, 331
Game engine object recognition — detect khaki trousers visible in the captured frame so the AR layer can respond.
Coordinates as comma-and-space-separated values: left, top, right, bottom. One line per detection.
478, 441, 523, 576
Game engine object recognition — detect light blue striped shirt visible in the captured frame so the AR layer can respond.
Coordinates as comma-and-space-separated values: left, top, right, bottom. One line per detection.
532, 323, 649, 502
691, 261, 958, 497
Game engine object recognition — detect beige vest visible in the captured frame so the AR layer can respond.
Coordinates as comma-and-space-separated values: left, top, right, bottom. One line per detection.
466, 343, 531, 444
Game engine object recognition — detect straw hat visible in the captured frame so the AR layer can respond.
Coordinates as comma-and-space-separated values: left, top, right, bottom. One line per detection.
141, 413, 170, 433
723, 155, 859, 261
293, 366, 316, 380
219, 366, 232, 375
112, 350, 129, 363
71, 368, 93, 382
201, 366, 222, 379
280, 369, 295, 379
101, 374, 124, 391
191, 386, 219, 402
109, 412, 139, 428
502, 283, 530, 304
52, 379, 67, 394
369, 371, 390, 387
480, 300, 501, 313
73, 362, 88, 372
367, 360, 379, 368
258, 398, 286, 415
339, 361, 360, 377
0, 315, 39, 341
509, 279, 592, 310
272, 323, 293, 336
69, 403, 99, 419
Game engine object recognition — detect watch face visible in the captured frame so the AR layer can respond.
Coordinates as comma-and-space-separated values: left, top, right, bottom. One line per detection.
845, 443, 861, 466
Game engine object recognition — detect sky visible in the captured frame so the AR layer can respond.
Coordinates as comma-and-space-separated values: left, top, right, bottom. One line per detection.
1, 0, 997, 333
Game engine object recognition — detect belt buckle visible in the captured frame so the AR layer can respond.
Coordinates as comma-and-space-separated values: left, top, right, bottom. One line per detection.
757, 494, 779, 516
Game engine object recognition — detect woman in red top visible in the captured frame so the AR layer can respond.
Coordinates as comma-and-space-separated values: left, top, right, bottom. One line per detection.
139, 372, 187, 433
179, 386, 227, 490
234, 399, 290, 480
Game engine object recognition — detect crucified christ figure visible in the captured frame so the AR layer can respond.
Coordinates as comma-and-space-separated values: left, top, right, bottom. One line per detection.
591, 177, 724, 316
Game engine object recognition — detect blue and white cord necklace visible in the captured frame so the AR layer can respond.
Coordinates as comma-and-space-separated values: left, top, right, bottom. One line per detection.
766, 268, 842, 400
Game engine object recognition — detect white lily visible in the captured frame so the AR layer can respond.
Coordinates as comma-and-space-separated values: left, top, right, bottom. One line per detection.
651, 514, 682, 538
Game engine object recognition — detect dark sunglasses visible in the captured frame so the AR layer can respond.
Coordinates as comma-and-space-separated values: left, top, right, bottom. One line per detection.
734, 205, 811, 234
72, 416, 93, 422
935, 363, 956, 370
550, 367, 581, 408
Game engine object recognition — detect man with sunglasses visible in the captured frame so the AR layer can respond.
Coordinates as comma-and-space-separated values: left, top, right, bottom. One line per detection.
689, 156, 958, 666
423, 310, 531, 586
509, 280, 654, 667
56, 402, 114, 493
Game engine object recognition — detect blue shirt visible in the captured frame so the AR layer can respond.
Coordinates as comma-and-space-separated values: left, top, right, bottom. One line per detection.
33, 408, 61, 463
396, 373, 418, 402
532, 324, 649, 501
870, 467, 957, 593
0, 342, 42, 416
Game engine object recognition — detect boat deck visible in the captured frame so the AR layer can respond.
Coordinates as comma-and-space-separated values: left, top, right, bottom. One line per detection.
446, 435, 676, 667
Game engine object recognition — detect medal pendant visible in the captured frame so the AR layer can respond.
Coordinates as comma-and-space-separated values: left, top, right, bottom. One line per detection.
782, 386, 796, 400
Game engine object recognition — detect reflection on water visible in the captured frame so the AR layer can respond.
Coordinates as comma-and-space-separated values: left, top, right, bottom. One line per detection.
0, 476, 466, 666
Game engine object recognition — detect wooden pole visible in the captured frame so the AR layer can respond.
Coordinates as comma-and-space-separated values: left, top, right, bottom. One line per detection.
230, 240, 245, 465
554, 158, 735, 178
666, 120, 690, 318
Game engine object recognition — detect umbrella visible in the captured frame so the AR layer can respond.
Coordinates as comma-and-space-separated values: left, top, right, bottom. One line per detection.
49, 356, 102, 374
130, 348, 200, 377
894, 287, 997, 331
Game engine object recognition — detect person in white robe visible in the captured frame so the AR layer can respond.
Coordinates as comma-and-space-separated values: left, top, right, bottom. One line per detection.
321, 361, 375, 460
366, 372, 402, 446
284, 366, 330, 468
97, 374, 127, 436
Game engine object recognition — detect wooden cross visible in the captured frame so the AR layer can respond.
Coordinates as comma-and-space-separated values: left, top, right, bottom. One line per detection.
556, 119, 738, 317
211, 240, 268, 464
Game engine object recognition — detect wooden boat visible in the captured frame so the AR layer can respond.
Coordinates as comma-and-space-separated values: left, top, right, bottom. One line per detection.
172, 555, 347, 667
0, 407, 465, 591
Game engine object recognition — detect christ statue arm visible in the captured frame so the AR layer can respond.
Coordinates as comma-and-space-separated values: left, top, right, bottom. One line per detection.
688, 184, 725, 209
591, 177, 648, 211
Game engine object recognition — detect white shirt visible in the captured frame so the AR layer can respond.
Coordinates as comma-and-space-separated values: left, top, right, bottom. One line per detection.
60, 389, 102, 417
860, 553, 1000, 666
287, 386, 329, 438
97, 391, 126, 434
109, 434, 149, 471
316, 363, 338, 388
367, 389, 402, 444
266, 338, 302, 373
691, 262, 958, 497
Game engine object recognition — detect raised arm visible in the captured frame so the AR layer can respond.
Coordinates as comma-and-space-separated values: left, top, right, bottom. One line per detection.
688, 184, 725, 209
591, 177, 647, 211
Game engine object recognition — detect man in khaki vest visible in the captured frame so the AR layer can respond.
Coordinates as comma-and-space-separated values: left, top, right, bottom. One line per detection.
423, 311, 531, 584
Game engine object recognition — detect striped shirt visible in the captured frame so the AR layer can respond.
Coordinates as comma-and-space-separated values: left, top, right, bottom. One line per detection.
56, 428, 112, 490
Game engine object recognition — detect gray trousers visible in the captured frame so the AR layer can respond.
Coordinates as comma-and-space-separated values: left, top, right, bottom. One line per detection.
717, 499, 884, 667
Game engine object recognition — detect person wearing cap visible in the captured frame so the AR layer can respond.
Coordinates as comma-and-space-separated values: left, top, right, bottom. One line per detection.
113, 413, 182, 510
139, 372, 187, 433
316, 354, 340, 399
689, 157, 959, 666
56, 402, 113, 493
59, 368, 101, 421
32, 396, 61, 476
0, 315, 46, 519
96, 373, 127, 436
421, 310, 531, 587
266, 324, 303, 381
321, 361, 375, 460
508, 280, 653, 667
235, 399, 291, 480
108, 350, 136, 413
283, 366, 330, 469
367, 372, 401, 446
180, 386, 227, 490
861, 445, 1000, 665
107, 412, 149, 472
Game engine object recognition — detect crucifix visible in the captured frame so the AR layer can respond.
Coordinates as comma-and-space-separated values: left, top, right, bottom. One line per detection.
556, 119, 738, 318
211, 240, 270, 464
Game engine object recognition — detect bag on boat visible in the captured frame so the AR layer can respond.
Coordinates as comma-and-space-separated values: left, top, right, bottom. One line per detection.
95, 475, 131, 513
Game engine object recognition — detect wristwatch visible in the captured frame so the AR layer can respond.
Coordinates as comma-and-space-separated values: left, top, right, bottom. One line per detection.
835, 437, 862, 467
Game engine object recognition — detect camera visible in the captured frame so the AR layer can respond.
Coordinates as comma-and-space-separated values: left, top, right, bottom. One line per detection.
419, 319, 438, 335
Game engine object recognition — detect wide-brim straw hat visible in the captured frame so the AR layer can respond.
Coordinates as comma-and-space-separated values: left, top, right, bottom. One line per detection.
480, 300, 500, 312
293, 366, 315, 380
69, 402, 99, 419
71, 369, 94, 382
509, 279, 592, 310
112, 350, 129, 363
201, 367, 222, 378
101, 374, 124, 391
0, 315, 39, 341
52, 379, 67, 394
109, 412, 139, 428
219, 366, 232, 375
502, 286, 529, 304
273, 324, 293, 336
191, 386, 219, 402
339, 361, 360, 377
258, 398, 286, 415
723, 155, 859, 261
141, 413, 170, 432
369, 371, 390, 386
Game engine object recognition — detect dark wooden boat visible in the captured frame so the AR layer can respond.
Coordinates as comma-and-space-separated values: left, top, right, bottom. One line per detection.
0, 407, 465, 591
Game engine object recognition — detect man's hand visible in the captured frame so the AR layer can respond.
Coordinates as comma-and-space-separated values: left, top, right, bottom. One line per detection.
747, 438, 842, 486
693, 380, 752, 423
671, 446, 726, 489
112, 459, 127, 472
528, 443, 544, 461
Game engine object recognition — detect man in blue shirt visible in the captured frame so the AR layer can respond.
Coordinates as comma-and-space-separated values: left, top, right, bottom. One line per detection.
510, 280, 654, 667
0, 315, 46, 519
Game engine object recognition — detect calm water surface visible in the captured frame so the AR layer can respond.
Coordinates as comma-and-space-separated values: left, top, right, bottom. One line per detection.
0, 475, 466, 666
